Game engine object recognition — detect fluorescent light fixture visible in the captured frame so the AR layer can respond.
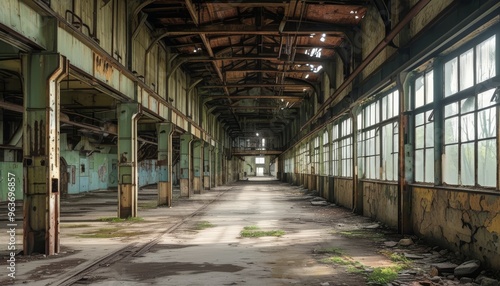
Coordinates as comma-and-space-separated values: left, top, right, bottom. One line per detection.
305, 74, 309, 79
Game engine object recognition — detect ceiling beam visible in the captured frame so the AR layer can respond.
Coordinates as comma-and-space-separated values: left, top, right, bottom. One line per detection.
200, 83, 309, 88
155, 22, 351, 36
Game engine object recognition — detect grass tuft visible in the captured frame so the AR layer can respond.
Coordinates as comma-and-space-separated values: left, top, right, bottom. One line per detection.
240, 226, 285, 238
367, 267, 400, 284
78, 227, 142, 239
99, 217, 144, 223
195, 221, 216, 230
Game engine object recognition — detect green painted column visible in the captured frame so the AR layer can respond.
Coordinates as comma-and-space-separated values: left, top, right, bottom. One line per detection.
117, 103, 140, 218
192, 140, 202, 194
156, 123, 173, 206
203, 142, 211, 190
210, 146, 216, 188
180, 133, 193, 197
215, 147, 221, 186
22, 53, 68, 255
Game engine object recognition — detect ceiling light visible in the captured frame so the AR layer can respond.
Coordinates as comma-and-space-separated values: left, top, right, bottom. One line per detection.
310, 33, 315, 38
305, 74, 309, 79
314, 65, 323, 73
320, 36, 325, 42
303, 88, 306, 92
193, 48, 197, 53
355, 15, 359, 19
256, 133, 259, 136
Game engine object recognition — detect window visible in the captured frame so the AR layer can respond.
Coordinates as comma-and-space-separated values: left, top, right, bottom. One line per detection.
443, 89, 497, 187
313, 136, 320, 175
340, 118, 353, 177
444, 35, 496, 97
331, 124, 339, 176
255, 157, 265, 164
358, 90, 399, 180
322, 130, 330, 176
414, 70, 435, 183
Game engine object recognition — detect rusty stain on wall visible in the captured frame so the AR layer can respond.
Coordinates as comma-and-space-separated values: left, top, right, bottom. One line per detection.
94, 53, 113, 82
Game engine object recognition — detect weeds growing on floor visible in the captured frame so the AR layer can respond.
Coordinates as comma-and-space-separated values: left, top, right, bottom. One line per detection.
77, 227, 143, 238
240, 226, 285, 238
99, 217, 144, 223
196, 221, 216, 230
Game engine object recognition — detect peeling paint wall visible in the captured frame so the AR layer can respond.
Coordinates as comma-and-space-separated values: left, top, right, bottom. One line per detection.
60, 151, 158, 194
362, 182, 398, 228
333, 178, 353, 209
0, 162, 23, 201
412, 187, 500, 269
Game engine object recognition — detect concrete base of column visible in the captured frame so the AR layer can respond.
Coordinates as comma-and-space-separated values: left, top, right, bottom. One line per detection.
180, 178, 189, 197
203, 176, 210, 190
193, 177, 201, 194
157, 181, 172, 207
118, 184, 136, 218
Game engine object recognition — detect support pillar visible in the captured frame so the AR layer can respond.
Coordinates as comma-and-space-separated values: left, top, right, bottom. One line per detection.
203, 142, 211, 190
157, 123, 173, 206
117, 103, 140, 218
192, 140, 203, 194
22, 53, 68, 255
215, 147, 221, 186
180, 134, 193, 197
210, 146, 216, 188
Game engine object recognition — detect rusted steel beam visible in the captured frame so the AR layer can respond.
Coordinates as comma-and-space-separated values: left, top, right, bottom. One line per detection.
200, 83, 309, 88
155, 22, 351, 36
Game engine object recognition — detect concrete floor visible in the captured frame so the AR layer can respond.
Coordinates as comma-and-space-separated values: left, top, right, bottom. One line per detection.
1, 178, 496, 285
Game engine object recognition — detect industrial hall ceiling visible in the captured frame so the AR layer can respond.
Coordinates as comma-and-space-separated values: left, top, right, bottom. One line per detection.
140, 0, 369, 138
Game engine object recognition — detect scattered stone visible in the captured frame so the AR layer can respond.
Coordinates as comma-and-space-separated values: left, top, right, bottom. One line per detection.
384, 241, 399, 247
460, 277, 474, 284
320, 282, 330, 286
364, 223, 380, 229
310, 201, 329, 206
447, 275, 455, 280
454, 260, 481, 277
310, 196, 326, 201
419, 281, 432, 286
431, 276, 442, 283
404, 253, 424, 260
399, 238, 414, 246
480, 277, 500, 286
431, 262, 459, 276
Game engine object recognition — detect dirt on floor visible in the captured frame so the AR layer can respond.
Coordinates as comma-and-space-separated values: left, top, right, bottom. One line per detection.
1, 179, 499, 286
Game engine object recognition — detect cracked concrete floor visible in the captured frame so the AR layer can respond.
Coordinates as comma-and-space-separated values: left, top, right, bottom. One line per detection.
2, 178, 453, 285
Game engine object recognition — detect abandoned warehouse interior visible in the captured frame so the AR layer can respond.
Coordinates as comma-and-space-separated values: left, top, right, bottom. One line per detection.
0, 0, 499, 284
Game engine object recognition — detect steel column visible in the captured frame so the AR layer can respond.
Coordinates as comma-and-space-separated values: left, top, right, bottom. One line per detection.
156, 123, 173, 206
180, 134, 193, 197
117, 103, 140, 218
210, 146, 216, 188
22, 53, 68, 255
192, 140, 202, 194
203, 142, 211, 190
